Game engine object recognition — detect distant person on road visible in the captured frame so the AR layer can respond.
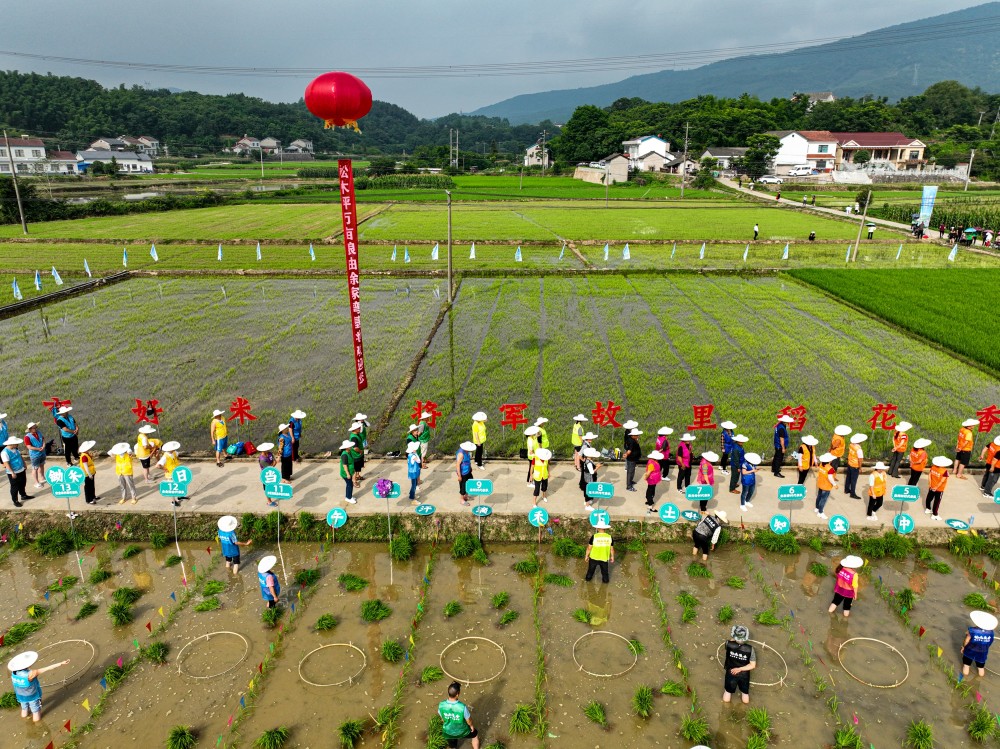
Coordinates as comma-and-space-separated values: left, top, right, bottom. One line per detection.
289, 409, 306, 462
814, 453, 837, 519
676, 433, 696, 492
925, 455, 951, 520
692, 509, 727, 560
954, 418, 978, 480
829, 555, 863, 618
79, 440, 98, 504
210, 409, 228, 467
134, 424, 161, 482
52, 405, 79, 466
962, 610, 998, 678
531, 447, 550, 506
729, 434, 748, 494
580, 447, 603, 510
7, 651, 71, 723
938, 222, 946, 239
110, 442, 137, 504
775, 190, 781, 201
624, 427, 642, 492
339, 439, 356, 504
24, 422, 46, 488
2, 435, 32, 506
772, 414, 793, 478
722, 624, 756, 704
278, 423, 295, 484
696, 450, 718, 512
888, 421, 911, 478
845, 433, 866, 499
908, 438, 930, 486
866, 461, 888, 521
830, 425, 851, 473
456, 441, 475, 507
584, 519, 614, 584
472, 411, 488, 468
797, 435, 819, 484
257, 555, 280, 609
802, 195, 807, 206
524, 425, 540, 486
753, 223, 759, 240
656, 426, 673, 480
644, 450, 663, 513
438, 682, 481, 749
811, 195, 816, 206
406, 441, 422, 505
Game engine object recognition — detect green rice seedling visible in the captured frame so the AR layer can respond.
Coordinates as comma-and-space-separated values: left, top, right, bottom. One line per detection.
34, 529, 73, 557
298, 511, 317, 535
498, 610, 520, 627
676, 591, 700, 608
660, 679, 685, 696
194, 596, 221, 612
905, 719, 934, 749
623, 538, 644, 553
951, 534, 986, 558
754, 528, 799, 554
746, 707, 771, 738
203, 580, 226, 595
426, 715, 447, 749
338, 573, 369, 592
88, 567, 112, 584
632, 685, 654, 718
572, 608, 592, 624
381, 639, 404, 663
150, 532, 169, 550
121, 544, 142, 559
553, 538, 586, 558
964, 593, 992, 609
47, 575, 78, 593
686, 561, 712, 578
491, 591, 510, 609
254, 726, 290, 749
361, 599, 392, 622
389, 532, 414, 562
420, 666, 445, 684
967, 706, 995, 741
897, 588, 917, 610
142, 641, 169, 664
26, 604, 47, 619
338, 719, 366, 749
451, 533, 481, 558
680, 715, 710, 742
112, 587, 143, 605
74, 601, 99, 620
0, 691, 18, 709
808, 536, 824, 553
834, 725, 864, 749
756, 609, 783, 626
808, 562, 829, 577
316, 614, 338, 631
628, 638, 645, 656
746, 734, 768, 749
509, 704, 535, 734
718, 605, 735, 624
726, 576, 745, 589
103, 663, 127, 688
860, 536, 887, 559
513, 558, 539, 575
927, 561, 952, 574
443, 601, 463, 618
483, 743, 506, 749
681, 607, 697, 623
917, 547, 934, 563
164, 554, 182, 567
655, 549, 678, 564
261, 607, 284, 628
543, 573, 573, 587
108, 601, 133, 626
294, 568, 321, 586
583, 700, 607, 727
166, 725, 197, 749
882, 532, 914, 559
472, 548, 490, 566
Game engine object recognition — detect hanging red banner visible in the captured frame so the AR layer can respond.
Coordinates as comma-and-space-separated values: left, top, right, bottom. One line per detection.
339, 159, 367, 392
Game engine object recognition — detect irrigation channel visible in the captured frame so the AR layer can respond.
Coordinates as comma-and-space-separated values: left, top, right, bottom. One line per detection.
0, 539, 997, 747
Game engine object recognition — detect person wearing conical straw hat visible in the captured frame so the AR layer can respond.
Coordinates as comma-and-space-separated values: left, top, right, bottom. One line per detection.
695, 451, 718, 512
830, 425, 851, 473
729, 434, 748, 494
722, 623, 756, 705
79, 440, 98, 504
438, 681, 481, 749
739, 452, 761, 510
908, 438, 931, 486
524, 425, 540, 487
845, 433, 867, 500
925, 455, 952, 520
289, 410, 307, 463
255, 441, 278, 507
531, 447, 551, 506
7, 651, 70, 722
472, 411, 487, 469
772, 414, 794, 478
417, 410, 433, 460
797, 435, 819, 485
406, 441, 422, 505
866, 461, 888, 522
571, 414, 587, 468
655, 426, 674, 481
692, 509, 728, 560
888, 421, 912, 478
339, 439, 357, 504
624, 427, 643, 492
719, 421, 736, 474
982, 437, 1000, 499
110, 442, 138, 504
155, 440, 186, 506
584, 519, 614, 584
814, 453, 838, 519
644, 450, 664, 513
963, 610, 999, 677
210, 409, 228, 468
218, 515, 252, 575
277, 423, 295, 484
676, 433, 696, 493
829, 555, 863, 618
257, 555, 281, 609
134, 424, 162, 483
980, 434, 1000, 497
52, 405, 80, 466
954, 418, 980, 480
457, 440, 476, 507
580, 446, 603, 510
2, 435, 32, 507
348, 421, 365, 485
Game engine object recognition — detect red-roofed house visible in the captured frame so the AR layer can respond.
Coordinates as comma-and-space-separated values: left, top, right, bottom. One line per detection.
0, 137, 79, 175
766, 130, 839, 174
830, 132, 926, 170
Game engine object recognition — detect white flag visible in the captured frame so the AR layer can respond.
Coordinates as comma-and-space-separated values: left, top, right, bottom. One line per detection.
150, 243, 159, 262
217, 243, 223, 261
431, 243, 439, 260
122, 247, 128, 267
781, 243, 789, 260
699, 242, 705, 259
559, 242, 565, 260
515, 246, 522, 262
948, 243, 958, 262
51, 267, 63, 286
895, 244, 903, 261
622, 243, 630, 260
845, 244, 852, 262
469, 242, 476, 260
309, 243, 315, 261
743, 244, 749, 262
391, 244, 397, 261
11, 278, 22, 301
404, 246, 411, 263
670, 242, 676, 259
256, 242, 262, 261
34, 270, 41, 291
84, 259, 92, 278
603, 243, 609, 261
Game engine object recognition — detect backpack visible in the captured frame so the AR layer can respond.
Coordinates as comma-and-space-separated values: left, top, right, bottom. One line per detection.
226, 443, 241, 456
243, 440, 257, 456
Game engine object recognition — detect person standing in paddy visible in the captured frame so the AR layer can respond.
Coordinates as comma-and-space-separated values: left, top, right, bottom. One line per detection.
962, 610, 998, 678
829, 555, 863, 618
8, 651, 71, 723
925, 455, 951, 520
257, 555, 281, 609
580, 446, 603, 510
339, 439, 357, 504
814, 452, 837, 519
844, 433, 866, 500
692, 509, 728, 560
954, 418, 979, 480
729, 434, 748, 494
740, 452, 761, 510
417, 410, 433, 461
52, 405, 79, 466
655, 426, 673, 480
406, 441, 422, 505
531, 447, 551, 505
289, 410, 307, 462
210, 409, 228, 467
255, 441, 277, 507
624, 427, 642, 492
110, 442, 137, 504
134, 424, 162, 483
348, 422, 365, 485
571, 414, 587, 469
584, 519, 614, 584
24, 422, 46, 489
796, 435, 819, 484
524, 425, 540, 486
887, 421, 912, 478
217, 515, 251, 575
771, 414, 793, 477
866, 461, 888, 521
457, 440, 476, 507
644, 449, 663, 513
719, 421, 736, 473
908, 438, 931, 485
722, 624, 756, 705
830, 424, 851, 473
696, 451, 718, 512
981, 435, 1000, 497
472, 411, 487, 469
438, 682, 481, 749
676, 433, 696, 492
79, 440, 98, 504
753, 223, 759, 240
277, 423, 295, 484
2, 436, 32, 506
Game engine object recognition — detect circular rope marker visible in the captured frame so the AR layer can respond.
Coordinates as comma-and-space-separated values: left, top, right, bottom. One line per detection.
837, 637, 909, 688
440, 637, 507, 685
176, 631, 250, 679
572, 630, 638, 679
714, 640, 788, 687
37, 640, 96, 687
298, 643, 367, 687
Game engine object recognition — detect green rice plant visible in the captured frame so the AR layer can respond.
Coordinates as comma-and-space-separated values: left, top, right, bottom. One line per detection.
756, 609, 783, 626
905, 719, 934, 749
483, 743, 506, 749
420, 666, 444, 684
103, 663, 127, 688
718, 605, 735, 624
26, 604, 47, 619
472, 548, 490, 566
513, 558, 540, 575
659, 679, 685, 696
628, 638, 645, 656
498, 610, 520, 627
897, 588, 917, 610
108, 601, 134, 626
808, 562, 829, 577
0, 691, 18, 709
88, 567, 113, 584
583, 700, 607, 727
202, 580, 226, 595
121, 544, 142, 559
294, 568, 321, 586
338, 719, 366, 749
389, 532, 414, 562
74, 601, 99, 620
746, 707, 771, 738
726, 576, 745, 589
860, 536, 887, 559
338, 573, 369, 592
964, 593, 992, 610
882, 532, 914, 559
686, 561, 712, 578
150, 532, 169, 550
680, 715, 710, 742
34, 529, 74, 557
315, 614, 338, 631
194, 596, 221, 612
166, 725, 197, 749
443, 600, 463, 618
164, 554, 182, 567
927, 561, 952, 574
623, 538, 644, 553
552, 537, 585, 558
298, 511, 317, 535
47, 575, 78, 593
655, 549, 677, 563
968, 705, 996, 741
509, 703, 535, 734
112, 587, 143, 605
754, 528, 799, 554
451, 533, 481, 559
917, 547, 935, 563
142, 641, 169, 664
254, 726, 290, 749
491, 591, 510, 609
543, 573, 573, 587
681, 607, 697, 623
632, 685, 654, 718
426, 715, 447, 749
261, 607, 284, 628
572, 608, 592, 624
808, 536, 824, 553
676, 591, 700, 608
361, 599, 392, 622
381, 639, 404, 663
746, 734, 768, 749
951, 534, 986, 558
834, 725, 864, 749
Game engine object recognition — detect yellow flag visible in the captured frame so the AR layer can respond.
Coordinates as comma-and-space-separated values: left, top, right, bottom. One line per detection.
297, 590, 302, 600
994, 580, 999, 591
27, 605, 34, 617
409, 634, 415, 646
82, 698, 90, 712
104, 531, 109, 541
158, 606, 164, 617
249, 679, 254, 690
937, 647, 943, 658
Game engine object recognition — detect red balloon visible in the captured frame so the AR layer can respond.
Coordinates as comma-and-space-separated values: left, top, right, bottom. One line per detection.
304, 72, 372, 130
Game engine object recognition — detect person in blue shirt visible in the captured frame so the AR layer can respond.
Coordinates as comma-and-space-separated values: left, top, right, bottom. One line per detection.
289, 410, 306, 462
2, 436, 32, 507
728, 435, 748, 494
719, 421, 737, 474
52, 405, 80, 466
257, 555, 280, 609
740, 452, 761, 510
0, 411, 8, 445
7, 650, 70, 722
406, 441, 422, 505
772, 415, 793, 478
24, 422, 46, 489
456, 441, 475, 507
963, 610, 998, 677
218, 515, 252, 575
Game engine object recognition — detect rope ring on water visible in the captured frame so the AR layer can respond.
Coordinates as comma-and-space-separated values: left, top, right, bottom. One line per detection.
440, 637, 507, 685
837, 637, 909, 688
176, 631, 250, 679
298, 643, 367, 687
572, 630, 638, 679
713, 639, 788, 688
37, 640, 96, 687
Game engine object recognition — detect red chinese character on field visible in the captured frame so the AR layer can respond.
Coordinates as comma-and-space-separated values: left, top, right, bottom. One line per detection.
499, 403, 530, 430
228, 397, 257, 425
777, 405, 808, 431
412, 400, 442, 429
132, 398, 163, 425
687, 404, 717, 431
42, 397, 71, 412
592, 400, 623, 428
977, 404, 1000, 433
867, 403, 898, 431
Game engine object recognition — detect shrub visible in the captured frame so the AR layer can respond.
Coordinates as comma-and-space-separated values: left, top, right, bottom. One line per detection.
338, 719, 366, 749
194, 596, 221, 612
112, 587, 143, 605
262, 607, 284, 628
660, 679, 685, 696
491, 591, 510, 609
294, 568, 321, 586
88, 567, 113, 584
108, 601, 134, 626
443, 601, 463, 618
166, 725, 197, 749
687, 562, 712, 578
361, 599, 392, 622
75, 601, 99, 620
298, 511, 317, 535
543, 573, 573, 587
420, 666, 444, 683
808, 562, 829, 577
389, 532, 414, 562
584, 700, 607, 727
509, 704, 535, 734
316, 614, 338, 631
499, 610, 519, 627
150, 532, 169, 550
718, 605, 734, 624
632, 685, 654, 718
164, 555, 182, 567
451, 533, 481, 559
47, 575, 78, 593
655, 549, 677, 563
553, 538, 585, 558
254, 727, 290, 749
338, 573, 369, 592
35, 529, 73, 557
381, 640, 404, 663
142, 641, 169, 664
203, 580, 226, 595
122, 544, 142, 559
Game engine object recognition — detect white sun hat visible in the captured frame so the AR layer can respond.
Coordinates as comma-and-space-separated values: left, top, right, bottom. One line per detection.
963, 418, 981, 427
408, 424, 419, 432
720, 421, 737, 430
255, 442, 274, 452
7, 651, 38, 672
138, 425, 157, 434
994, 435, 1000, 446
734, 434, 749, 443
913, 438, 932, 449
622, 420, 638, 430
802, 435, 819, 446
406, 442, 421, 454
420, 411, 432, 419
834, 425, 852, 436
460, 441, 476, 452
292, 410, 308, 419
744, 452, 762, 465
648, 450, 664, 460
819, 452, 834, 463
162, 441, 180, 452
715, 510, 729, 524
895, 422, 913, 432
535, 448, 552, 461
218, 515, 238, 532
932, 455, 952, 468
680, 433, 696, 442
583, 432, 598, 441
349, 422, 362, 432
658, 426, 674, 435
212, 409, 225, 417
850, 434, 868, 444
840, 555, 863, 569
25, 422, 37, 429
257, 555, 277, 574
108, 442, 131, 456
0, 413, 7, 419
873, 461, 888, 471
535, 417, 549, 425
339, 440, 355, 450
79, 440, 97, 453
57, 406, 73, 414
701, 450, 719, 462
573, 414, 588, 421
3, 436, 21, 447
594, 519, 611, 530
777, 414, 795, 423
629, 428, 643, 436
278, 423, 290, 432
524, 425, 540, 436
583, 447, 601, 459
472, 411, 487, 421
972, 611, 999, 631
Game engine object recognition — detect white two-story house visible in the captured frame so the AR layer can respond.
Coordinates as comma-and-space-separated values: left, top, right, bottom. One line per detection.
622, 135, 671, 171
766, 130, 839, 174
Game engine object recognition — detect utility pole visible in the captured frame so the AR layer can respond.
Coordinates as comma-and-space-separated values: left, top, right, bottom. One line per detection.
448, 129, 460, 169
851, 189, 873, 262
990, 110, 1000, 141
605, 164, 610, 207
540, 129, 548, 175
679, 122, 689, 199
259, 146, 264, 179
446, 190, 453, 303
3, 130, 28, 235
965, 148, 976, 192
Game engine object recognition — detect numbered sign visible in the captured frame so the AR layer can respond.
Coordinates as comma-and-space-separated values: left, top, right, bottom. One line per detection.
371, 482, 402, 499
159, 481, 187, 498
264, 483, 294, 500
658, 502, 679, 524
890, 485, 920, 503
45, 466, 83, 498
769, 514, 791, 535
528, 507, 549, 527
472, 505, 493, 517
945, 518, 970, 531
681, 510, 702, 523
828, 514, 850, 536
172, 466, 192, 485
260, 467, 281, 485
993, 488, 1000, 504
415, 504, 436, 516
50, 481, 82, 499
589, 509, 611, 527
585, 482, 615, 500
684, 485, 713, 501
466, 479, 494, 497
893, 513, 914, 535
777, 485, 807, 501
327, 508, 348, 528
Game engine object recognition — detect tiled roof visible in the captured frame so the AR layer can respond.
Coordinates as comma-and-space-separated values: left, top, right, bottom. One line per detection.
3, 137, 45, 147
831, 132, 923, 147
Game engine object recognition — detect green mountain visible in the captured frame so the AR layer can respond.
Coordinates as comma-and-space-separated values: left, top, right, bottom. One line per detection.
472, 2, 1000, 124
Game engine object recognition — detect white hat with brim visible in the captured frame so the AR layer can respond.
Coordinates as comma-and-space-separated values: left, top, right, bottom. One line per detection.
420, 412, 432, 420
873, 461, 888, 471
0, 413, 7, 419
138, 425, 157, 434
819, 452, 834, 463
623, 420, 638, 430
3, 437, 21, 447
583, 448, 601, 459
744, 452, 762, 465
58, 406, 73, 415
278, 423, 290, 432
994, 435, 1000, 446
840, 555, 863, 569
932, 456, 952, 468
218, 515, 238, 532
257, 556, 277, 574
472, 412, 487, 421
802, 435, 819, 446
583, 432, 598, 441
535, 417, 549, 425
701, 451, 719, 462
25, 422, 37, 429
594, 519, 611, 530
292, 410, 308, 419
161, 441, 180, 452
7, 651, 38, 672
256, 442, 274, 452
680, 433, 696, 442
895, 422, 913, 432
658, 426, 674, 436
524, 425, 540, 436
629, 429, 643, 436
406, 442, 421, 454
212, 410, 225, 417
535, 448, 552, 461
408, 424, 419, 432
777, 415, 795, 423
963, 419, 981, 427
573, 414, 587, 421
850, 434, 868, 444
834, 425, 852, 436
913, 438, 932, 449
349, 422, 362, 432
720, 421, 737, 430
715, 510, 729, 524
460, 441, 476, 452
734, 434, 749, 443
648, 450, 664, 460
972, 611, 999, 630
79, 440, 96, 453
109, 442, 131, 456
339, 440, 355, 451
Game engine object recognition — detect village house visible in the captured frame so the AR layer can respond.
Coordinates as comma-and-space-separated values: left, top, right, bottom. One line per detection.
831, 132, 926, 170
259, 137, 282, 154
621, 135, 671, 170
573, 153, 629, 185
0, 137, 80, 174
700, 146, 748, 170
766, 130, 840, 174
286, 139, 313, 153
76, 149, 155, 173
523, 143, 551, 168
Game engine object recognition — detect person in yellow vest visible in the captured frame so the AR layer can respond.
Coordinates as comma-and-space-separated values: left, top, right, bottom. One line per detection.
210, 409, 228, 468
584, 519, 614, 583
926, 455, 951, 520
534, 417, 550, 449
524, 425, 540, 487
471, 411, 487, 469
954, 418, 979, 480
830, 425, 851, 473
532, 448, 551, 505
866, 461, 888, 521
908, 438, 931, 486
796, 435, 819, 484
571, 414, 587, 469
887, 421, 912, 478
845, 433, 866, 500
134, 424, 162, 483
110, 442, 137, 504
156, 440, 185, 507
79, 440, 98, 504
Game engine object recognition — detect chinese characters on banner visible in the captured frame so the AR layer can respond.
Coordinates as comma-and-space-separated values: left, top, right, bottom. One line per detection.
687, 404, 717, 431
339, 159, 367, 392
777, 405, 808, 431
42, 397, 72, 412
412, 400, 442, 429
977, 404, 999, 433
592, 400, 623, 428
228, 397, 256, 424
131, 399, 163, 425
868, 402, 898, 430
499, 403, 529, 430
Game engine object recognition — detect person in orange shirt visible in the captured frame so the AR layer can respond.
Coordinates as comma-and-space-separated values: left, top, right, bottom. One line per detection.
980, 435, 1000, 497
982, 436, 1000, 499
953, 418, 979, 480
845, 433, 866, 500
925, 455, 951, 520
830, 425, 851, 473
866, 461, 888, 521
814, 452, 838, 520
887, 421, 912, 478
907, 438, 931, 486
797, 435, 819, 484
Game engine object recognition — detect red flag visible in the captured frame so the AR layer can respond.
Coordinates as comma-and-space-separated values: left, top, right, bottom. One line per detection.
257, 662, 263, 673
116, 657, 123, 668
0, 634, 4, 646
227, 715, 233, 727
918, 626, 926, 637
88, 545, 95, 553
984, 571, 989, 580
977, 691, 984, 703
45, 743, 54, 749
64, 719, 72, 731
145, 621, 152, 632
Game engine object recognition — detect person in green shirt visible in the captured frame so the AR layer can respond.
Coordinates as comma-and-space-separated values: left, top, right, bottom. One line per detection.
339, 439, 356, 504
438, 682, 480, 748
417, 411, 433, 460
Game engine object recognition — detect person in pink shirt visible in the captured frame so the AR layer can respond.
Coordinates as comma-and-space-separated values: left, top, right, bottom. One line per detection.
828, 555, 863, 618
644, 450, 663, 513
696, 450, 718, 511
676, 433, 696, 492
655, 427, 673, 480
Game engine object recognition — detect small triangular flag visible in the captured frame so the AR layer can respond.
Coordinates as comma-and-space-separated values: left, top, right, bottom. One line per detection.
218, 243, 223, 261
45, 742, 54, 749
170, 591, 176, 601
309, 243, 315, 261
103, 531, 109, 541
100, 677, 107, 689
846, 244, 852, 261
297, 590, 302, 600
622, 243, 630, 260
88, 545, 95, 553
699, 242, 705, 259
559, 242, 565, 260
603, 243, 609, 261
978, 691, 984, 703
896, 243, 903, 260
227, 715, 233, 727
123, 247, 128, 267
116, 657, 123, 668
918, 626, 926, 637
743, 243, 749, 262
240, 695, 246, 709
937, 646, 943, 658
158, 606, 164, 617
852, 714, 858, 725
82, 698, 90, 711
145, 621, 151, 632
44, 591, 50, 600
291, 602, 296, 613
670, 242, 676, 259
404, 246, 411, 263
65, 719, 72, 731
469, 242, 476, 260
258, 662, 263, 673
217, 737, 223, 747
514, 246, 522, 262
84, 258, 92, 277
409, 634, 415, 646
781, 243, 789, 260
431, 243, 439, 260
269, 643, 275, 653
948, 243, 958, 262
256, 242, 262, 261
150, 244, 159, 262
133, 639, 139, 649
28, 605, 34, 616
